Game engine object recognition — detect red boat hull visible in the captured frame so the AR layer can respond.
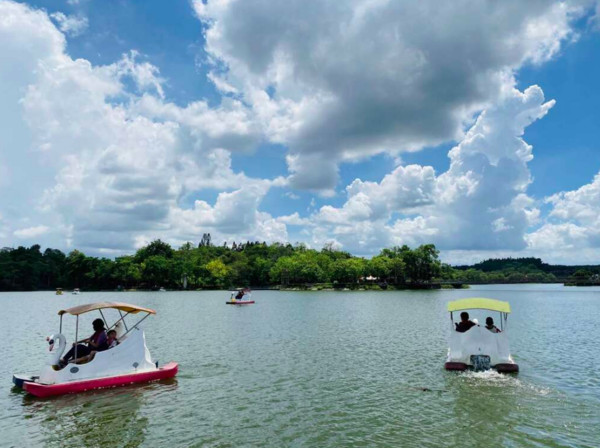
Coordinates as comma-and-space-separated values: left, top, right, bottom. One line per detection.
22, 362, 178, 397
226, 301, 255, 305
495, 363, 519, 373
444, 362, 468, 371
444, 361, 519, 373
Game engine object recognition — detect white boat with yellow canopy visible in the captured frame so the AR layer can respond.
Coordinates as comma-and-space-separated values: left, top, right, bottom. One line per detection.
445, 298, 519, 373
13, 302, 178, 397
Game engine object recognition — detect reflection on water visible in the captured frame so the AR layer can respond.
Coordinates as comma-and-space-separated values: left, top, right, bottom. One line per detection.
16, 380, 177, 448
2, 287, 600, 446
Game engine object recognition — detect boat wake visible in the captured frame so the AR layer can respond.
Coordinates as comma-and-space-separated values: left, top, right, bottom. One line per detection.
459, 369, 552, 396
461, 370, 508, 381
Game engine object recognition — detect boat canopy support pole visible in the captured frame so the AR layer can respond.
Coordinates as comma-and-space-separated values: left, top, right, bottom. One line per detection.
59, 314, 63, 334
117, 310, 129, 332
99, 309, 109, 331
74, 315, 79, 361
120, 312, 151, 339
107, 311, 131, 333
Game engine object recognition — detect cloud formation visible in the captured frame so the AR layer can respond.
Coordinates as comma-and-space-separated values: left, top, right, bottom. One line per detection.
14, 225, 49, 239
2, 0, 600, 265
308, 86, 554, 254
527, 173, 600, 256
195, 0, 587, 190
0, 1, 281, 254
49, 11, 88, 37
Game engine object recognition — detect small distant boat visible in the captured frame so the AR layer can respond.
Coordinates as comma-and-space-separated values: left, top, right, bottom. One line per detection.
226, 288, 254, 305
226, 300, 255, 305
72, 288, 81, 295
158, 287, 166, 292
56, 288, 63, 296
13, 301, 178, 397
444, 298, 519, 373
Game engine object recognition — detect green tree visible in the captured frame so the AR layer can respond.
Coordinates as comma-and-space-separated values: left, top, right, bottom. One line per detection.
141, 255, 172, 288
368, 256, 392, 280
331, 258, 366, 284
402, 244, 441, 283
134, 239, 174, 263
113, 256, 141, 289
67, 250, 89, 288
205, 259, 231, 288
573, 269, 591, 280
41, 248, 67, 288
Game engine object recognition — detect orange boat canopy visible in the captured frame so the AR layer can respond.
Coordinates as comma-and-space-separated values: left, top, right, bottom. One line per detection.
58, 302, 156, 316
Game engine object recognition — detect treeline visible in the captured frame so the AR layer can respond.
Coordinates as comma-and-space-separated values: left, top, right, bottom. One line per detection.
1, 241, 594, 291
453, 257, 600, 284
0, 240, 443, 291
455, 257, 600, 279
446, 266, 557, 284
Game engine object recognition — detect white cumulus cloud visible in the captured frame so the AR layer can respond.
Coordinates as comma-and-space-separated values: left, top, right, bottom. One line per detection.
527, 173, 600, 258
14, 225, 49, 238
2, 0, 600, 265
49, 11, 88, 37
0, 1, 284, 254
306, 86, 554, 255
194, 0, 590, 191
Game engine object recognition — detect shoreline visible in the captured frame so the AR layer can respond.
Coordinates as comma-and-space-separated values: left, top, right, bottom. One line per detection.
5, 281, 597, 293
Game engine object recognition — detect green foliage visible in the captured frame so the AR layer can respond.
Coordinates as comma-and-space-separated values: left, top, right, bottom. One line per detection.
204, 259, 230, 288
134, 239, 174, 263
141, 255, 171, 287
0, 240, 591, 291
269, 251, 328, 285
447, 265, 558, 284
573, 269, 591, 280
331, 258, 366, 284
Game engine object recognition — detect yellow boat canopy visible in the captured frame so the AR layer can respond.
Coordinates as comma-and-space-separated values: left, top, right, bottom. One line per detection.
447, 298, 511, 314
58, 302, 156, 316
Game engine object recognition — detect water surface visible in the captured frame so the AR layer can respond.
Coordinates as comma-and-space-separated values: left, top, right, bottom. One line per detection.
1, 285, 598, 447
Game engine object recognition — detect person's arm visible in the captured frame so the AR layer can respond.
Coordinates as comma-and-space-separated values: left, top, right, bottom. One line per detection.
72, 335, 91, 346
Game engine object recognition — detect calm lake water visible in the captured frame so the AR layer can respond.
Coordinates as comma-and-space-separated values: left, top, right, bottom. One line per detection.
1, 285, 599, 447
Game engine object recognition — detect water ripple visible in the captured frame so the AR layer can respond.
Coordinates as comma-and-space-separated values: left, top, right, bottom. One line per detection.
1, 288, 599, 447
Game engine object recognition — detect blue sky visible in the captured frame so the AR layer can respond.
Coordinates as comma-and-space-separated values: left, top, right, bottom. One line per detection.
2, 0, 600, 264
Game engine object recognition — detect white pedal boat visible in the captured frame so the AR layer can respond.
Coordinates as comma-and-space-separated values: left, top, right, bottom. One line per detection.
444, 298, 519, 373
13, 302, 178, 397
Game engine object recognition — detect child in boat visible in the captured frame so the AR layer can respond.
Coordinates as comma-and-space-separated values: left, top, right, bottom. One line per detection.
106, 329, 119, 348
485, 317, 501, 333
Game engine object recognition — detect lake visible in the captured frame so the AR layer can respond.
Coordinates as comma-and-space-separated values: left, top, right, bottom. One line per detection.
1, 285, 599, 447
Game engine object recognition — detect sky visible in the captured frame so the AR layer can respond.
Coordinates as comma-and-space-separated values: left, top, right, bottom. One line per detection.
1, 0, 600, 265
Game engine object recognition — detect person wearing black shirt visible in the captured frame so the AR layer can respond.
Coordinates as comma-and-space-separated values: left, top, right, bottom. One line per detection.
455, 311, 476, 333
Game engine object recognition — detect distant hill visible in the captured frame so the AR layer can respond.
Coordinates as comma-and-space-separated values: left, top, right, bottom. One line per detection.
455, 257, 600, 279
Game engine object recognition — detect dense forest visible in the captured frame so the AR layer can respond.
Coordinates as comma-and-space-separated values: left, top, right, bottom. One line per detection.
0, 237, 595, 291
455, 257, 600, 281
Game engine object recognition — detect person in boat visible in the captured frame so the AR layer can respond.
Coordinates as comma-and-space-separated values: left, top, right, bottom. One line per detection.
234, 289, 246, 300
455, 311, 477, 333
485, 317, 502, 333
60, 318, 108, 367
106, 329, 119, 348
71, 329, 119, 364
